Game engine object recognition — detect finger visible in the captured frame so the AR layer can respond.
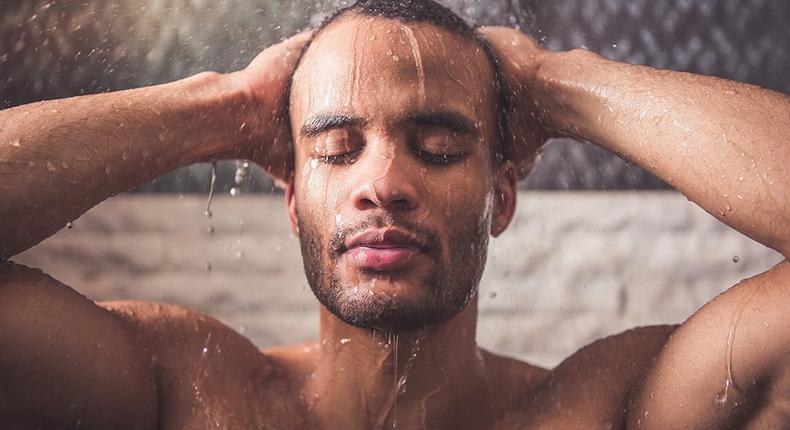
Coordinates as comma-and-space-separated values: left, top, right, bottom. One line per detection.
273, 29, 316, 62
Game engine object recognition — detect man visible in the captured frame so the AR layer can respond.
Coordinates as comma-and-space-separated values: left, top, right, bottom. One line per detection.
1, 0, 788, 428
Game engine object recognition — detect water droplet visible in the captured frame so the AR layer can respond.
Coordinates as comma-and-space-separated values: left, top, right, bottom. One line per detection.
206, 225, 214, 234
732, 255, 740, 263
205, 262, 212, 272
230, 187, 240, 196
9, 138, 20, 147
489, 291, 497, 299
66, 222, 73, 229
46, 161, 57, 172
340, 338, 351, 345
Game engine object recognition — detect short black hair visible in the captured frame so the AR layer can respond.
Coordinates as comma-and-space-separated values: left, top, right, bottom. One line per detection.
288, 0, 509, 164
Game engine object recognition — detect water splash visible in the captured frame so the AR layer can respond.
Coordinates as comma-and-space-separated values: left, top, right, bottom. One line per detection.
232, 160, 252, 195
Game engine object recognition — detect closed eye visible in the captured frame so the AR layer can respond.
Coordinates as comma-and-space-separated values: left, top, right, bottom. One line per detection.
414, 125, 467, 165
415, 149, 463, 165
318, 147, 363, 165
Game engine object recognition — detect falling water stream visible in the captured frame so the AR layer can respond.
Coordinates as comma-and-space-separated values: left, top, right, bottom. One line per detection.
392, 333, 399, 429
205, 160, 218, 218
716, 282, 762, 405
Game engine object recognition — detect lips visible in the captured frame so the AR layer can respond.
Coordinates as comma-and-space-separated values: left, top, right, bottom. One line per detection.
343, 228, 425, 271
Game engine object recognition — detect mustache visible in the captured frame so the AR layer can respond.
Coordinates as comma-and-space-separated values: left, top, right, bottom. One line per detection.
328, 214, 440, 255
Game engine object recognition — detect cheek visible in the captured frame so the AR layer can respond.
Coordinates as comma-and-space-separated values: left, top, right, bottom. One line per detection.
296, 160, 345, 221
428, 158, 495, 225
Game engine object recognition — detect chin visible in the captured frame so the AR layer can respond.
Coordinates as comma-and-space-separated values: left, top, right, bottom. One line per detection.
315, 274, 470, 332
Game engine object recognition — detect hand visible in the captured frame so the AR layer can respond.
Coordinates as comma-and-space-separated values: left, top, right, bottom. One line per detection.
228, 30, 313, 184
479, 26, 556, 178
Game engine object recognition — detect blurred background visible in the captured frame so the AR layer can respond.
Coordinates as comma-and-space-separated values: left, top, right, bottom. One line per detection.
3, 0, 788, 366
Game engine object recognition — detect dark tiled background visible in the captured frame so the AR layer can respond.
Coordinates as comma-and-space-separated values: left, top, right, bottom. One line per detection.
2, 0, 788, 191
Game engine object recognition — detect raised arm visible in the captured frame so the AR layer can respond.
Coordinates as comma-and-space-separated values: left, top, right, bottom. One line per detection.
482, 27, 790, 258
0, 32, 310, 428
483, 27, 790, 428
0, 32, 309, 259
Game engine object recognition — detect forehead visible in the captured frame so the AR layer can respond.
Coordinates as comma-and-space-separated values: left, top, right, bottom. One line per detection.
290, 15, 496, 131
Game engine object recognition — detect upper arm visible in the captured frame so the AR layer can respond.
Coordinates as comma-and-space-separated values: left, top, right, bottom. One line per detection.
628, 260, 790, 429
0, 262, 158, 430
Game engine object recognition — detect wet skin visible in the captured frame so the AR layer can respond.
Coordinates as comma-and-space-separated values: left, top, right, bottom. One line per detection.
2, 13, 790, 430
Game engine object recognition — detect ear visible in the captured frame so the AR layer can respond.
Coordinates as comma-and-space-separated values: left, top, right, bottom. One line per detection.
491, 160, 517, 237
285, 175, 299, 235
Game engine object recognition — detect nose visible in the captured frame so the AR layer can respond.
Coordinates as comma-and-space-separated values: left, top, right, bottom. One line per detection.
350, 144, 420, 213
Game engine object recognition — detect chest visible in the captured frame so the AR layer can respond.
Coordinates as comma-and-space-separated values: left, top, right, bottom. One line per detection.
152, 353, 314, 430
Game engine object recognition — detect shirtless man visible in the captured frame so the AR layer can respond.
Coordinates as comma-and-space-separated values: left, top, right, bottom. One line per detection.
1, 0, 788, 428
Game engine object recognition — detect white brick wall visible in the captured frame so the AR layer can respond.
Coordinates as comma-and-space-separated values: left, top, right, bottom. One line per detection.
14, 192, 783, 367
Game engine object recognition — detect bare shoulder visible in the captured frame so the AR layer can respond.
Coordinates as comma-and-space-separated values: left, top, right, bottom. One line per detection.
513, 325, 676, 429
0, 262, 158, 429
101, 301, 310, 429
479, 348, 550, 395
99, 300, 284, 388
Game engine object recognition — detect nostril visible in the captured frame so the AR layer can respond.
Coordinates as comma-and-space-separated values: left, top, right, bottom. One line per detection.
358, 197, 378, 209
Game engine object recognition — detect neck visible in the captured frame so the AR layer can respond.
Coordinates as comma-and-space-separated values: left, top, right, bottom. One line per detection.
304, 297, 495, 430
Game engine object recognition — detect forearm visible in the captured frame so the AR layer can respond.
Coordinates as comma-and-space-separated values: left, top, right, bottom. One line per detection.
538, 50, 790, 256
0, 72, 254, 258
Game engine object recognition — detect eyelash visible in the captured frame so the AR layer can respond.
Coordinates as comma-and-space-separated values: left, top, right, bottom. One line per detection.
318, 148, 463, 166
415, 149, 463, 165
319, 148, 363, 165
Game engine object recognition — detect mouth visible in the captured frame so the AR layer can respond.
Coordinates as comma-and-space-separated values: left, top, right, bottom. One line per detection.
342, 228, 426, 272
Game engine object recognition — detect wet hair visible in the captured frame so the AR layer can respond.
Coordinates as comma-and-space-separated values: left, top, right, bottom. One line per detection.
287, 0, 509, 164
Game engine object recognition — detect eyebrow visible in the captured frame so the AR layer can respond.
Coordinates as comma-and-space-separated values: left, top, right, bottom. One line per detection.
300, 114, 366, 137
408, 111, 478, 136
298, 110, 479, 138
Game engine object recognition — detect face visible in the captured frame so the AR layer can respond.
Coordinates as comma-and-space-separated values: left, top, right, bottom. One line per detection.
287, 15, 516, 331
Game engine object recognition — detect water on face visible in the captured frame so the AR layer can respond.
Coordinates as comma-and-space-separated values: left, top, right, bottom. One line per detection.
401, 24, 426, 108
